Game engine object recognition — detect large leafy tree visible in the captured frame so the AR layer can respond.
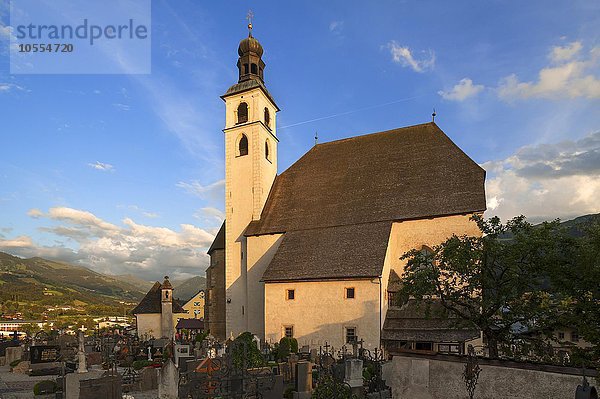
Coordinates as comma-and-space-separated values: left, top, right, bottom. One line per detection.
398, 215, 575, 359
548, 222, 600, 365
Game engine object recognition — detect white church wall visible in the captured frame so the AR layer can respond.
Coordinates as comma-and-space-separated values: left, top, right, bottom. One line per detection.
264, 279, 381, 350
246, 233, 284, 340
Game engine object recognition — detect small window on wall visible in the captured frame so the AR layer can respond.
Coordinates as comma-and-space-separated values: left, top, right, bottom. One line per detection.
345, 287, 355, 299
251, 63, 258, 74
286, 289, 295, 300
238, 134, 248, 156
345, 327, 357, 344
237, 102, 248, 124
284, 326, 294, 338
415, 341, 433, 351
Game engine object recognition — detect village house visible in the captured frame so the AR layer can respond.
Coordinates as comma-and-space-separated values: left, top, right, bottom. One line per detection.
131, 276, 185, 339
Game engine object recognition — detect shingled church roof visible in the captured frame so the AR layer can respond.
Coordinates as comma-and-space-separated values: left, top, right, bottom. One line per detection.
131, 281, 185, 315
252, 123, 486, 282
247, 122, 486, 236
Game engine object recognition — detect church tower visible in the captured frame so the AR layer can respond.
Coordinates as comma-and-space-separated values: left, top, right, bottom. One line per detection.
221, 22, 279, 338
160, 276, 174, 338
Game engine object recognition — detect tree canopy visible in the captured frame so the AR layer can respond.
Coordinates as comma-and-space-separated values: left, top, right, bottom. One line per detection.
398, 215, 599, 364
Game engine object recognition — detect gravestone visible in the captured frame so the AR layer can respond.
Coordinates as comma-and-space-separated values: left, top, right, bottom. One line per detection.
345, 358, 364, 398
29, 345, 61, 376
158, 358, 178, 399
79, 374, 122, 399
34, 380, 57, 395
77, 331, 88, 373
30, 345, 60, 364
86, 352, 102, 366
5, 346, 23, 365
174, 344, 193, 368
263, 374, 285, 399
139, 367, 158, 391
293, 361, 313, 399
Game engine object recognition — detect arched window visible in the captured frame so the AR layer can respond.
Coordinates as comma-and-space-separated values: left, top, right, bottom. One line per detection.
238, 134, 248, 156
243, 64, 249, 74
251, 63, 258, 74
265, 140, 270, 161
264, 107, 270, 127
237, 102, 248, 124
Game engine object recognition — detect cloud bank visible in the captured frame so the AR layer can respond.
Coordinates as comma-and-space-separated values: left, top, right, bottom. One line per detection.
0, 207, 215, 280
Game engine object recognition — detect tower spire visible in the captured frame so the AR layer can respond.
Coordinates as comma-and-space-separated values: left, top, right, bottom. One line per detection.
246, 10, 254, 37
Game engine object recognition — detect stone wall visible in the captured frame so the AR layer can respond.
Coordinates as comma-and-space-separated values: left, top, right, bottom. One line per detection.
383, 353, 597, 399
206, 247, 226, 341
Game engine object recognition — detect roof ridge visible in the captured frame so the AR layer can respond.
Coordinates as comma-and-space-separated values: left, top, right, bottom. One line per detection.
315, 122, 434, 147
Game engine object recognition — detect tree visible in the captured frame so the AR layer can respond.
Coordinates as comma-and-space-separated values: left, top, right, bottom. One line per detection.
547, 222, 600, 366
398, 215, 573, 358
229, 332, 265, 370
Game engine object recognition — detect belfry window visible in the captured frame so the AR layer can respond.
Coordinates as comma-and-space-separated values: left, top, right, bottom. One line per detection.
251, 63, 258, 74
243, 64, 249, 74
237, 102, 248, 124
264, 107, 270, 127
238, 134, 248, 156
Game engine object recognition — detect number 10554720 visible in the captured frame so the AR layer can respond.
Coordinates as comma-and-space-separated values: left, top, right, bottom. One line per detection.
18, 43, 74, 53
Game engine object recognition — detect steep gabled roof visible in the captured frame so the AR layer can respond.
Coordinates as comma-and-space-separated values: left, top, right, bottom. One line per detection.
261, 221, 392, 282
207, 222, 225, 255
131, 281, 185, 315
246, 123, 486, 236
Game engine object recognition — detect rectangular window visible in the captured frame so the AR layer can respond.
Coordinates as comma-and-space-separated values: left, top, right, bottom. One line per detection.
286, 289, 295, 300
284, 326, 294, 338
193, 302, 200, 306
571, 331, 579, 342
345, 327, 357, 344
345, 287, 355, 299
415, 342, 433, 351
558, 332, 565, 340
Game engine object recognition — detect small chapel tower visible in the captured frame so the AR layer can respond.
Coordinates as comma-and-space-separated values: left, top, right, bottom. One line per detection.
221, 20, 279, 338
160, 276, 174, 338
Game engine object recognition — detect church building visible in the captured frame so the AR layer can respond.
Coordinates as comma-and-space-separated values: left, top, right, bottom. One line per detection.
205, 24, 486, 352
132, 276, 186, 339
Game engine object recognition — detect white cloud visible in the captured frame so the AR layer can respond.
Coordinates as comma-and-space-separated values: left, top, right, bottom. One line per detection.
0, 207, 216, 280
483, 131, 600, 223
193, 207, 225, 223
386, 41, 435, 73
0, 24, 11, 39
0, 83, 25, 92
176, 179, 225, 201
0, 236, 33, 248
498, 43, 600, 100
438, 78, 484, 101
550, 41, 582, 63
88, 161, 115, 172
112, 103, 131, 111
27, 208, 43, 218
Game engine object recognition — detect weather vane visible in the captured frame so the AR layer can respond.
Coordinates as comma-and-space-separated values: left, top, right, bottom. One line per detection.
315, 131, 319, 146
246, 10, 254, 35
432, 108, 437, 122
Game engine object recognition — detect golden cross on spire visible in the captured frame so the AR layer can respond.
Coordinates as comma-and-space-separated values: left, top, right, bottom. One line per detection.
246, 10, 254, 35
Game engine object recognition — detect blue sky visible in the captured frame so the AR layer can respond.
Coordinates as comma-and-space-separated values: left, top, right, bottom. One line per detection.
0, 0, 598, 280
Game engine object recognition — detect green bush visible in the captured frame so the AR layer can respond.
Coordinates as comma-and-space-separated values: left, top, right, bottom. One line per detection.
33, 380, 57, 395
9, 359, 21, 368
230, 331, 265, 369
277, 337, 298, 360
277, 339, 291, 361
132, 360, 152, 370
